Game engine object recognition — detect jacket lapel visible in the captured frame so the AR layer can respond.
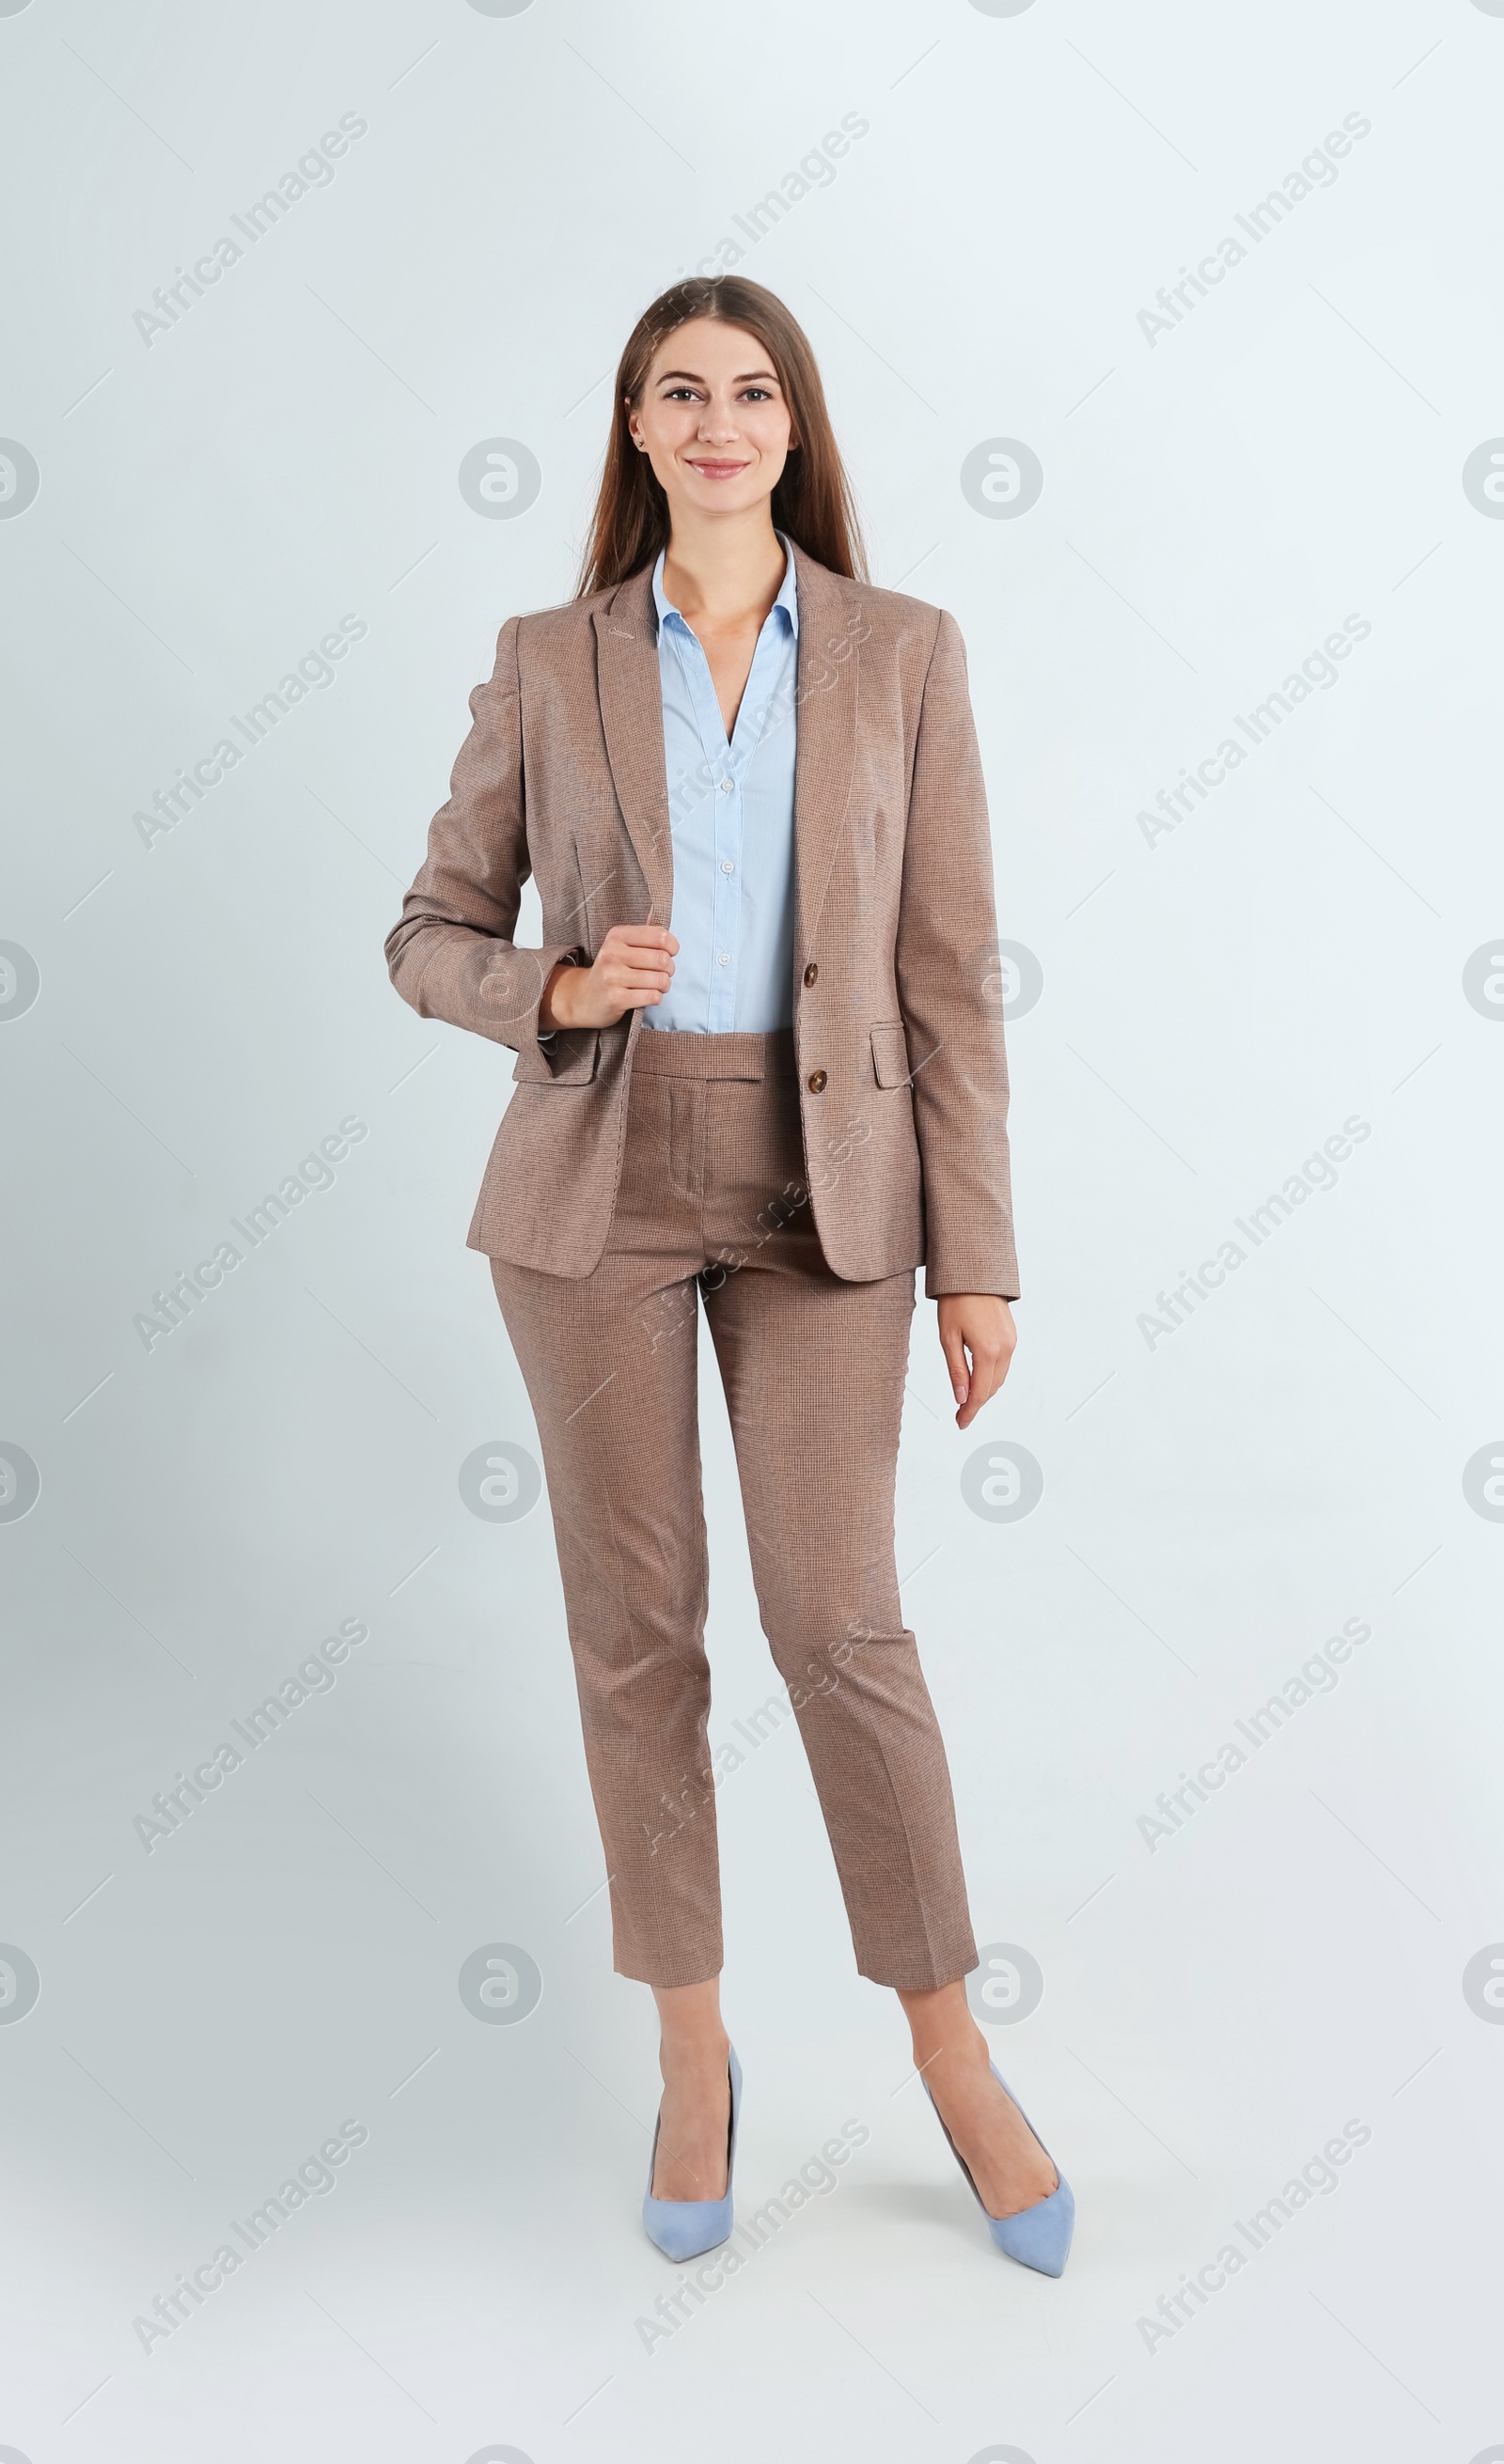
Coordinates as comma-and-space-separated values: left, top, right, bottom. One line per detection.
789, 540, 862, 957
593, 565, 673, 925
590, 541, 862, 951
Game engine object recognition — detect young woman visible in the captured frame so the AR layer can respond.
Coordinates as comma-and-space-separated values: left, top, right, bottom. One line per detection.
384, 276, 1073, 2274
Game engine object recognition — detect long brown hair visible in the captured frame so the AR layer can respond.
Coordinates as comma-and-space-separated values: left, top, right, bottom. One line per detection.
573, 277, 868, 598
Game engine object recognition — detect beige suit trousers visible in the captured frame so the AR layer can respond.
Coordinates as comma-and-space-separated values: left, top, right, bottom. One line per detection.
491, 1027, 979, 1992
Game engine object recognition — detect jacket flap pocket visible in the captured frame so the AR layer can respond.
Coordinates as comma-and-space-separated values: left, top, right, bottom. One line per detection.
870, 1021, 912, 1089
513, 1028, 600, 1086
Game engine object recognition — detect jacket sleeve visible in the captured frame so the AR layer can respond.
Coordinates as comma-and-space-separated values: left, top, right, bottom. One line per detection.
384, 616, 587, 1078
895, 609, 1021, 1300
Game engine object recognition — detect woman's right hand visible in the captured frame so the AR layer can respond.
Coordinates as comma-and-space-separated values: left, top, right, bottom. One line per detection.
541, 924, 679, 1031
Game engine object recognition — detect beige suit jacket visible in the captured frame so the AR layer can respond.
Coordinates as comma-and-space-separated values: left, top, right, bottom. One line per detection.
384, 541, 1019, 1297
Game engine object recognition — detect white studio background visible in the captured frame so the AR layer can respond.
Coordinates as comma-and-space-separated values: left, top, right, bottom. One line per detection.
2, 1, 1502, 2458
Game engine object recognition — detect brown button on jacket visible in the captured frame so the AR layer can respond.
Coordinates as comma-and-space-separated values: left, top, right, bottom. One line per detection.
384, 540, 1019, 1299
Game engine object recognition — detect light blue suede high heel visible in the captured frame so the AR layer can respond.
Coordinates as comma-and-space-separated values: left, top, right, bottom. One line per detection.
642, 2045, 742, 2261
924, 2058, 1074, 2276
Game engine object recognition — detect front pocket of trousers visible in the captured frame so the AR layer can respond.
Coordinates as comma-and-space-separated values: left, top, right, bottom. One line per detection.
666, 1080, 703, 1206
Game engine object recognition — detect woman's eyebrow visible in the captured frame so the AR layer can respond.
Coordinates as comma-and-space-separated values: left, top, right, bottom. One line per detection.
654, 367, 781, 386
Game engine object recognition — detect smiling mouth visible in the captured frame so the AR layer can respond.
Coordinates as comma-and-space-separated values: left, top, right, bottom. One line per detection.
686, 459, 750, 478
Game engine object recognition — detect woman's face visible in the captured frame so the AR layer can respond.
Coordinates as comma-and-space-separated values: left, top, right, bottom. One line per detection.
627, 318, 794, 524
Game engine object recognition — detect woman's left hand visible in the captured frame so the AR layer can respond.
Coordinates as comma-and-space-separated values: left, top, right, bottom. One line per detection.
937, 1295, 1016, 1428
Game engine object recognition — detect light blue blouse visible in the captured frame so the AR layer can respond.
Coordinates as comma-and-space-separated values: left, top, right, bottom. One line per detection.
638, 534, 799, 1034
